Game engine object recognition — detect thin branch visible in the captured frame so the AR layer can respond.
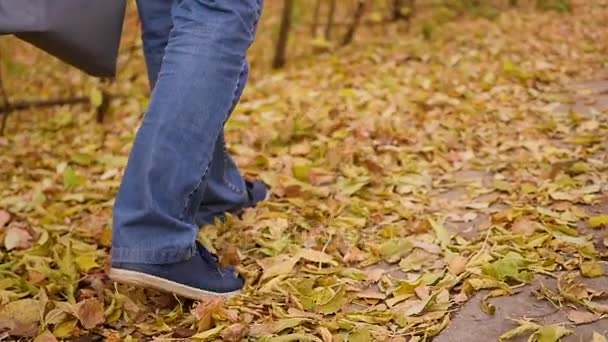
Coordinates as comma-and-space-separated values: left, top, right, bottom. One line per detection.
0, 94, 127, 114
0, 56, 11, 135
0, 97, 89, 114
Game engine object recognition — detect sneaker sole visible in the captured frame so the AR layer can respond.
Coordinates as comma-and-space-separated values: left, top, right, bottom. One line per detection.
109, 268, 241, 300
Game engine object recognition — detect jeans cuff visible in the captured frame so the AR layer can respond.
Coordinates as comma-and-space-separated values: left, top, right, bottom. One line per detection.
111, 242, 197, 265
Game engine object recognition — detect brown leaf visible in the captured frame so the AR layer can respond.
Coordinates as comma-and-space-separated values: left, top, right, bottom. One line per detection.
566, 309, 599, 324
76, 299, 105, 329
219, 323, 248, 342
218, 244, 241, 267
28, 270, 47, 284
343, 248, 366, 264
317, 326, 333, 342
414, 285, 430, 300
173, 327, 196, 338
0, 210, 10, 227
386, 337, 407, 342
258, 255, 299, 281
454, 291, 468, 303
192, 297, 224, 331
448, 255, 467, 275
410, 220, 431, 234
4, 225, 33, 250
249, 323, 275, 337
511, 218, 538, 236
364, 266, 386, 283
33, 331, 58, 342
0, 298, 40, 337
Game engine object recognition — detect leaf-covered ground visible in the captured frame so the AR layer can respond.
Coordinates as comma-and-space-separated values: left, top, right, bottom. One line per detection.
1, 2, 608, 341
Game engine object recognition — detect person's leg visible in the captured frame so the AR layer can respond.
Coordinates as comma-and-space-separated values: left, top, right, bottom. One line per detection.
194, 63, 268, 227
136, 0, 174, 89
111, 0, 264, 297
136, 0, 267, 228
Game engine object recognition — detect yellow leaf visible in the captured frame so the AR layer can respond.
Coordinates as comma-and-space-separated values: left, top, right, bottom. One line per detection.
589, 215, 608, 229
74, 252, 99, 272
52, 319, 78, 338
89, 87, 103, 108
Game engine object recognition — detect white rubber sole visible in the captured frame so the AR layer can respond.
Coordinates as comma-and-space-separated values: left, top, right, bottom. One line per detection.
109, 268, 241, 300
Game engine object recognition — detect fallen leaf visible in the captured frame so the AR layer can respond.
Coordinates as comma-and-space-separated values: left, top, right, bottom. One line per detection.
4, 226, 33, 250
315, 287, 348, 314
511, 218, 538, 236
173, 327, 196, 338
588, 215, 608, 229
565, 309, 599, 324
348, 328, 372, 342
258, 255, 299, 281
218, 244, 241, 267
190, 324, 225, 340
448, 255, 467, 275
34, 331, 58, 342
74, 253, 100, 272
499, 320, 540, 341
192, 297, 224, 331
267, 333, 323, 342
298, 248, 338, 265
219, 323, 248, 342
530, 324, 572, 342
0, 210, 10, 227
428, 218, 451, 249
249, 323, 275, 337
0, 298, 40, 337
77, 299, 105, 329
580, 260, 604, 278
592, 332, 608, 342
52, 319, 78, 339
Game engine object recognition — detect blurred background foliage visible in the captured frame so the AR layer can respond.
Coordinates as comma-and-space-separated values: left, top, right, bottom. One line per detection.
0, 0, 574, 134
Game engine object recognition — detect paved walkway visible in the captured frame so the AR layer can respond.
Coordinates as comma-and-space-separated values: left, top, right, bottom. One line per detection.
435, 80, 608, 341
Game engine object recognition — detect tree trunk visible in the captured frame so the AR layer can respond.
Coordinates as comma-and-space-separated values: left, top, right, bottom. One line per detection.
324, 0, 337, 40
272, 0, 295, 69
342, 0, 366, 46
408, 0, 416, 19
392, 0, 404, 21
0, 61, 10, 135
311, 0, 322, 37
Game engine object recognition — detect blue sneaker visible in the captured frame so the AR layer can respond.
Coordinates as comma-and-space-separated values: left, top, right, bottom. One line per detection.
109, 243, 244, 299
245, 180, 269, 207
195, 180, 269, 226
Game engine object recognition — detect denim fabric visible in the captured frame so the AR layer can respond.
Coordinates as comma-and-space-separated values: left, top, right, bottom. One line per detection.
112, 0, 263, 264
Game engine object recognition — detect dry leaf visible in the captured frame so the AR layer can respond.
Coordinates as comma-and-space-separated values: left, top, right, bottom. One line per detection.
592, 332, 608, 342
448, 255, 467, 275
4, 226, 33, 250
249, 323, 275, 337
0, 210, 10, 227
566, 309, 599, 324
298, 248, 338, 265
192, 297, 224, 331
77, 299, 105, 329
0, 298, 40, 337
218, 244, 241, 267
258, 255, 299, 281
219, 323, 248, 342
511, 218, 538, 236
33, 331, 58, 342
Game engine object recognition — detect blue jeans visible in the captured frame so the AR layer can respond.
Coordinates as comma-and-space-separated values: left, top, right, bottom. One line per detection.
112, 0, 263, 264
